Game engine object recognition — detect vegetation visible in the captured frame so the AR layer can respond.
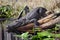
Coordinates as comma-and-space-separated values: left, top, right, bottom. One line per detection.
14, 24, 60, 40
0, 5, 14, 18
0, 0, 60, 40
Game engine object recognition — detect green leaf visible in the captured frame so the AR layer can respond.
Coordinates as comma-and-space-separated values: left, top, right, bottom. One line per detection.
37, 31, 52, 38
15, 32, 29, 40
20, 32, 29, 39
31, 35, 40, 40
55, 34, 60, 37
43, 38, 55, 40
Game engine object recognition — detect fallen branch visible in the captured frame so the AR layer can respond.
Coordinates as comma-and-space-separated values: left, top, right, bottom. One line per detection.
40, 16, 60, 29
38, 13, 56, 24
17, 13, 57, 31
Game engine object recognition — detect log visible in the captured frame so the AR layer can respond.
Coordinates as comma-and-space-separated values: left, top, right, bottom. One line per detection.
38, 13, 56, 24
17, 23, 34, 31
40, 16, 60, 29
17, 13, 58, 31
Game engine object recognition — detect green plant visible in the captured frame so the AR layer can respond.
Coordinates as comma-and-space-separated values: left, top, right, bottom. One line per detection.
32, 31, 60, 40
14, 32, 29, 40
14, 24, 60, 40
0, 5, 14, 18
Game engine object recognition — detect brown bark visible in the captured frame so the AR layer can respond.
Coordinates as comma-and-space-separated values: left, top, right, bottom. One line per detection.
38, 13, 56, 24
17, 23, 34, 31
40, 16, 60, 29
